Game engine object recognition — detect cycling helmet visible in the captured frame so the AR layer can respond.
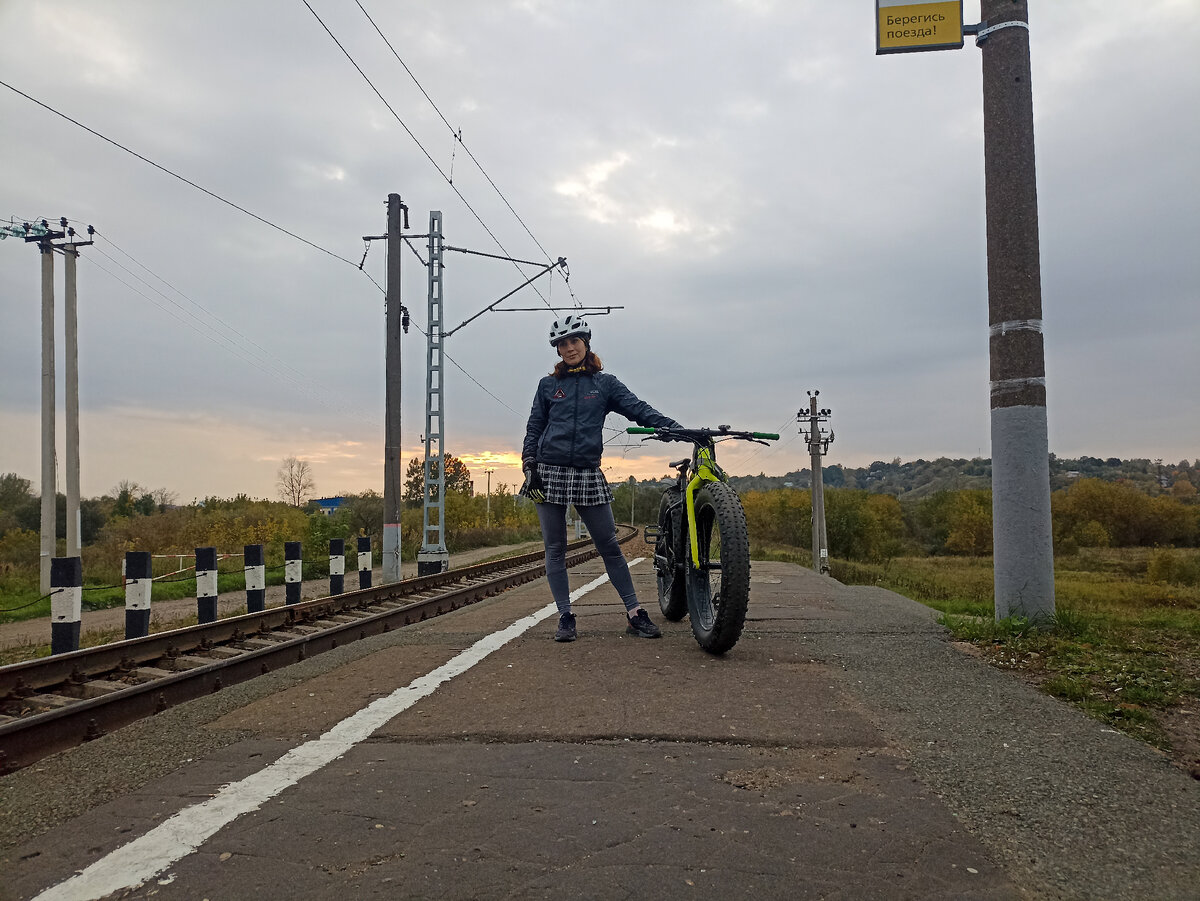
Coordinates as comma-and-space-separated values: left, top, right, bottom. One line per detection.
548, 313, 591, 346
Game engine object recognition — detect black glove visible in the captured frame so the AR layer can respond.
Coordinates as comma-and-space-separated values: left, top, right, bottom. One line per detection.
523, 466, 546, 503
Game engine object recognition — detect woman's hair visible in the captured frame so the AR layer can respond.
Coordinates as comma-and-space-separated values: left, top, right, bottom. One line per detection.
551, 348, 603, 378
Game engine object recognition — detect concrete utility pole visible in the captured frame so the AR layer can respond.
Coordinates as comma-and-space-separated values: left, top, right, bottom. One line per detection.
484, 468, 495, 527
9, 218, 90, 593
800, 391, 834, 575
979, 0, 1055, 622
39, 241, 55, 594
381, 193, 407, 584
64, 245, 81, 560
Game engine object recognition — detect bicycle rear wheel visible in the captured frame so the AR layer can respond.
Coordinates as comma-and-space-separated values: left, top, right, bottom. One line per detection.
686, 481, 751, 654
654, 488, 688, 621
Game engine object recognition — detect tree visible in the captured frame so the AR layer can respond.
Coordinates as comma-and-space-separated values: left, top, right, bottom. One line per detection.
0, 473, 35, 536
277, 456, 315, 507
403, 453, 473, 504
112, 480, 157, 518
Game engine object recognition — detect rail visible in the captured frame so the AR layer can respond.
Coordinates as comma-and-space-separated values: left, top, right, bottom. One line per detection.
0, 527, 636, 774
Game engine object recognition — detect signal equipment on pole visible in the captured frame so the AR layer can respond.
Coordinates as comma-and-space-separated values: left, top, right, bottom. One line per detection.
8, 219, 94, 592
799, 391, 834, 575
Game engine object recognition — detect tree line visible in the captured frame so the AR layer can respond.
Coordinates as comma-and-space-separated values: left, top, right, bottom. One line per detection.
741, 477, 1200, 562
3, 451, 1197, 593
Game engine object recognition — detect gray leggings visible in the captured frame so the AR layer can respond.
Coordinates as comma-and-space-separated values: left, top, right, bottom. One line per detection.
536, 502, 639, 615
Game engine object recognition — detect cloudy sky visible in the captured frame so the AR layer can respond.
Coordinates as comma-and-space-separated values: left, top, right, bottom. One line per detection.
1, 1, 1196, 503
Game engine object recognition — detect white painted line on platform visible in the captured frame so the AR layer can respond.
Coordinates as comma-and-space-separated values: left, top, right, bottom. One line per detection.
34, 560, 643, 901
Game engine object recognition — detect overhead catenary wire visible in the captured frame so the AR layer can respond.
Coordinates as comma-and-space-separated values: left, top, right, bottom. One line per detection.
353, 0, 578, 307
301, 1, 566, 314
353, 1, 565, 277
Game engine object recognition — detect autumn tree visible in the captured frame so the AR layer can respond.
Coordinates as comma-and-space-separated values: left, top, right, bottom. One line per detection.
277, 456, 315, 507
403, 454, 473, 504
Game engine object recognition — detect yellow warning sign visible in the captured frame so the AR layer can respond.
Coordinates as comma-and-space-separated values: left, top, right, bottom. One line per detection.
876, 0, 963, 54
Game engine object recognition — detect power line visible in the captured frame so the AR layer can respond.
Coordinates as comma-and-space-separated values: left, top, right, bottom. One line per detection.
83, 247, 381, 429
406, 319, 521, 418
89, 229, 381, 427
354, 1, 562, 273
0, 77, 384, 295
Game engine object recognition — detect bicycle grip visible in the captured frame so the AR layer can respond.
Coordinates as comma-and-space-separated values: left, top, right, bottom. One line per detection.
626, 427, 657, 434
752, 432, 780, 440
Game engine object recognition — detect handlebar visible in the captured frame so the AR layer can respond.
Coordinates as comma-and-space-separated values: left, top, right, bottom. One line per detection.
627, 426, 779, 443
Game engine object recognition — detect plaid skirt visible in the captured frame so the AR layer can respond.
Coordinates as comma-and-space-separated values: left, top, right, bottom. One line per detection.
522, 463, 613, 506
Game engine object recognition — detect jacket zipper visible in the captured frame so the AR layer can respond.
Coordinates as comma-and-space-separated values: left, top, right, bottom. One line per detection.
568, 376, 580, 466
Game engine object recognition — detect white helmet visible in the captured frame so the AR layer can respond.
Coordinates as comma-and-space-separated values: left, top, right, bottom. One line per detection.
549, 313, 591, 346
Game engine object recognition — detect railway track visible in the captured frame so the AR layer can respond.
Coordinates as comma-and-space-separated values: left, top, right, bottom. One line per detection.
0, 528, 635, 775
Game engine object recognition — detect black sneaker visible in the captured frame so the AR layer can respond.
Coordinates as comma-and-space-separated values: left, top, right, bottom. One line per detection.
555, 612, 577, 642
625, 609, 662, 639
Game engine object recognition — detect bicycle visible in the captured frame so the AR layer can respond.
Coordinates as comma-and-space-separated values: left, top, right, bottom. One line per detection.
627, 425, 779, 654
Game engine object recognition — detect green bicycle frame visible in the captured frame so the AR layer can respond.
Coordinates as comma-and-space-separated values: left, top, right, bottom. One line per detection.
684, 444, 723, 568
627, 427, 778, 568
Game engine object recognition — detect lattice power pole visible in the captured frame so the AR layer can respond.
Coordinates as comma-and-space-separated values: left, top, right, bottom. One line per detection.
418, 211, 449, 575
800, 391, 834, 575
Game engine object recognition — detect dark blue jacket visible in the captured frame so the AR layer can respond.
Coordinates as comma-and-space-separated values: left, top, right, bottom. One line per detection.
523, 370, 679, 470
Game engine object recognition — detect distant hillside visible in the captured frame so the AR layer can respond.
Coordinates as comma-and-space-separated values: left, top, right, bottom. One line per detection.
727, 456, 1198, 500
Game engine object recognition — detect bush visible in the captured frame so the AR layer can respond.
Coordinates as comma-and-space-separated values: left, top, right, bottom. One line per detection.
1146, 549, 1200, 587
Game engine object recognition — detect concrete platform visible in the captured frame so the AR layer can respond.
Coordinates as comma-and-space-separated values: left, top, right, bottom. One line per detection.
2, 556, 1198, 900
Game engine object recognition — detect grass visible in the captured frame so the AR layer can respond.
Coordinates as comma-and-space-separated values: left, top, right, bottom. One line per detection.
817, 548, 1200, 759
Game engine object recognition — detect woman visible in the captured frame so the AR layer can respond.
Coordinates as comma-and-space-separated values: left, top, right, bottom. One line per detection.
521, 313, 682, 642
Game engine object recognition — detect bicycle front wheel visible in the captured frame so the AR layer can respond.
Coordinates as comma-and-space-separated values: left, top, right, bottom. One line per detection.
655, 488, 688, 621
686, 481, 751, 654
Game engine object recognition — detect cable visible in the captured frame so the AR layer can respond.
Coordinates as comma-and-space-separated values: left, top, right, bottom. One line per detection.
407, 319, 522, 417
83, 253, 381, 428
302, 1, 561, 313
0, 592, 57, 613
89, 228, 378, 425
354, 1, 558, 269
0, 78, 383, 295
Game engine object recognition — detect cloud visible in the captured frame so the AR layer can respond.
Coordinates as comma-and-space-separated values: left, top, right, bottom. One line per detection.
554, 152, 632, 224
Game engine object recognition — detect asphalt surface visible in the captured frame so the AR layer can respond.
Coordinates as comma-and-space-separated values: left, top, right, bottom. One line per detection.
2, 552, 1198, 900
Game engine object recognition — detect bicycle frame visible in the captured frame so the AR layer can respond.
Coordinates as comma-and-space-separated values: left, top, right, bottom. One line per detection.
682, 441, 724, 568
630, 425, 776, 569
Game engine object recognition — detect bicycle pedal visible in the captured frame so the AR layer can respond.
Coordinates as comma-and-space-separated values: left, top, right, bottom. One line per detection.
643, 526, 663, 542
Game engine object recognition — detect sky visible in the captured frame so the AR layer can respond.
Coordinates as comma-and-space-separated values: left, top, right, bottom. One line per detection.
1, 1, 1197, 504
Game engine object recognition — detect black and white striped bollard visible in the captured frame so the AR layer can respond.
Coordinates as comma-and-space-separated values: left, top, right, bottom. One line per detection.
196, 547, 218, 624
50, 556, 82, 655
244, 544, 265, 613
124, 550, 152, 640
329, 539, 345, 596
357, 536, 371, 589
285, 541, 302, 605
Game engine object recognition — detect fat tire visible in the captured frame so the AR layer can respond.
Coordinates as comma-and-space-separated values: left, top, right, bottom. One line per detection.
655, 488, 688, 621
686, 481, 751, 655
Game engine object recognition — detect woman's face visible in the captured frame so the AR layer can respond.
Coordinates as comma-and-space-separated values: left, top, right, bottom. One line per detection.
557, 336, 587, 367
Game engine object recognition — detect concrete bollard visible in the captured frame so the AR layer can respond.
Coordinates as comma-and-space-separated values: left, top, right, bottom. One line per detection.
50, 556, 82, 655
124, 550, 152, 639
357, 536, 371, 589
285, 541, 302, 605
196, 547, 218, 624
244, 544, 266, 613
329, 539, 345, 596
